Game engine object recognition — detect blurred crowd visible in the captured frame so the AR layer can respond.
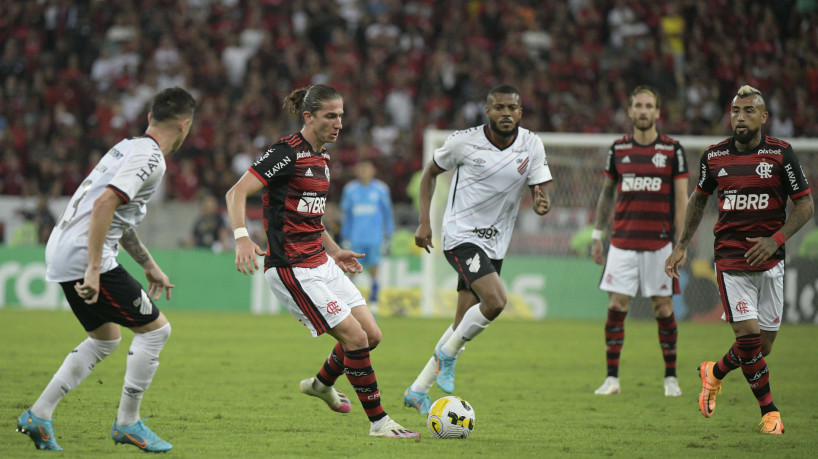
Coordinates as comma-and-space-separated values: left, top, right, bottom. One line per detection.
1, 0, 817, 204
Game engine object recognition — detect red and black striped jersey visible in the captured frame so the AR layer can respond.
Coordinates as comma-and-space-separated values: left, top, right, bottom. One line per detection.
604, 134, 688, 250
248, 132, 331, 269
697, 135, 811, 272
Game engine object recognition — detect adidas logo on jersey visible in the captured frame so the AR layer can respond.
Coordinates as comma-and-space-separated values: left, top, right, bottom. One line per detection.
718, 168, 728, 177
305, 168, 313, 177
621, 156, 631, 163
466, 255, 481, 273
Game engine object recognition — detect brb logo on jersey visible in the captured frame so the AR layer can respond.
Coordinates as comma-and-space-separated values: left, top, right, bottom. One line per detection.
297, 195, 326, 214
722, 191, 769, 211
756, 161, 773, 179
621, 174, 662, 192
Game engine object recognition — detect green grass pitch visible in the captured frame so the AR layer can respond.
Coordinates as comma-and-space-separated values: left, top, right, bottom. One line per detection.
2, 309, 817, 457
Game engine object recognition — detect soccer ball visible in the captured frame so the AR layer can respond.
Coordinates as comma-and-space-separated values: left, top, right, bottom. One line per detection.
426, 396, 476, 439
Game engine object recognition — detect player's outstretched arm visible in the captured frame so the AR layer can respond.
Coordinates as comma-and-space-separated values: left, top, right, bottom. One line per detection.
75, 188, 122, 304
323, 230, 364, 274
226, 171, 265, 275
415, 160, 445, 253
665, 190, 709, 278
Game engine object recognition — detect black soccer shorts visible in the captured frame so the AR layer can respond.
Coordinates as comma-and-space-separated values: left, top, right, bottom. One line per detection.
60, 265, 160, 331
443, 243, 503, 293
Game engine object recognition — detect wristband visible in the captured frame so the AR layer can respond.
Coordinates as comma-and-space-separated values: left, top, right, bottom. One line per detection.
233, 227, 249, 240
771, 231, 786, 246
591, 229, 603, 241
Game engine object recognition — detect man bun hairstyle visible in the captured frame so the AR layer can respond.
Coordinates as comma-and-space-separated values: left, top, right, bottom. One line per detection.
285, 84, 342, 123
630, 85, 660, 109
150, 86, 196, 122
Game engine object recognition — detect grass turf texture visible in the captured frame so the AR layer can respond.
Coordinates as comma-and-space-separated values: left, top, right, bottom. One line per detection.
2, 309, 817, 458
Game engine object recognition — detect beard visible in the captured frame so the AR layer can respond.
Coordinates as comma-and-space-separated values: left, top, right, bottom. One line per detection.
488, 118, 519, 137
733, 126, 759, 145
633, 118, 654, 132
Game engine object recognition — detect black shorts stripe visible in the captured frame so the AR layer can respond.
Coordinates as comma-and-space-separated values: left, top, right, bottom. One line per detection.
277, 267, 329, 335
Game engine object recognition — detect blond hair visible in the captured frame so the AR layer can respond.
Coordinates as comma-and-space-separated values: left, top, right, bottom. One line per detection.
736, 85, 762, 98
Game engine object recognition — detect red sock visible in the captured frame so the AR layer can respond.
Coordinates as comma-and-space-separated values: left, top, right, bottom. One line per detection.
604, 309, 627, 377
656, 313, 677, 377
316, 342, 345, 386
713, 342, 740, 380
735, 334, 777, 414
344, 347, 386, 422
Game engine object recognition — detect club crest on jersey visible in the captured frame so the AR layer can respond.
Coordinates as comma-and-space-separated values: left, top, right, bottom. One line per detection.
517, 157, 529, 175
325, 165, 330, 180
756, 161, 773, 179
651, 153, 667, 168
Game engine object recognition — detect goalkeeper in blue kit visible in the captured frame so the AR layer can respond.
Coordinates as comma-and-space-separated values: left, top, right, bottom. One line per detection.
340, 159, 395, 315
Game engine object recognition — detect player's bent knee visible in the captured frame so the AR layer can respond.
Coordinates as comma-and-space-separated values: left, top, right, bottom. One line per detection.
367, 330, 382, 350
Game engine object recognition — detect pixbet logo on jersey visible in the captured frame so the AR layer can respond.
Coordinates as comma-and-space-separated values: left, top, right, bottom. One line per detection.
721, 192, 769, 211
621, 174, 662, 192
297, 196, 326, 214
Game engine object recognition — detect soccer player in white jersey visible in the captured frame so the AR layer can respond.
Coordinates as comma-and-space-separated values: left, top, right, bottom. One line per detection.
17, 87, 195, 452
403, 85, 552, 413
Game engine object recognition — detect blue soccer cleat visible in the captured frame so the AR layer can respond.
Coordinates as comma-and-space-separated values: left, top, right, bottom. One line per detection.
111, 419, 172, 452
434, 348, 457, 394
403, 388, 432, 414
17, 409, 63, 451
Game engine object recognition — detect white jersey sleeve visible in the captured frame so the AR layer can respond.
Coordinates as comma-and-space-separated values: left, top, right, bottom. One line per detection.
45, 137, 166, 282
526, 136, 552, 186
433, 128, 472, 171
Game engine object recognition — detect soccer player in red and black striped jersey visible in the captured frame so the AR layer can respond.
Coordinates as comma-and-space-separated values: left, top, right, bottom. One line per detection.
590, 86, 688, 397
666, 85, 814, 435
225, 84, 419, 438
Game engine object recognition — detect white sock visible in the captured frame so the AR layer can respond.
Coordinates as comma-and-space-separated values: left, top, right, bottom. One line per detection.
410, 357, 437, 393
442, 305, 491, 357
32, 337, 120, 419
117, 324, 171, 426
409, 324, 459, 393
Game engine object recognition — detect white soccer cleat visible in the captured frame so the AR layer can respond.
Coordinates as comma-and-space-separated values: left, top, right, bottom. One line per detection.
300, 378, 351, 413
369, 418, 421, 438
594, 376, 620, 395
664, 376, 682, 397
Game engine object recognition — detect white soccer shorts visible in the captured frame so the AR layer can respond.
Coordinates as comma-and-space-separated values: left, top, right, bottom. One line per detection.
716, 260, 784, 331
599, 243, 677, 297
265, 257, 367, 337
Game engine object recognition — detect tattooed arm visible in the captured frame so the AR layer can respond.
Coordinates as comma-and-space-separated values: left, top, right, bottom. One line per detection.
590, 176, 616, 265
746, 194, 814, 266
120, 228, 153, 267
665, 190, 709, 278
121, 227, 175, 300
